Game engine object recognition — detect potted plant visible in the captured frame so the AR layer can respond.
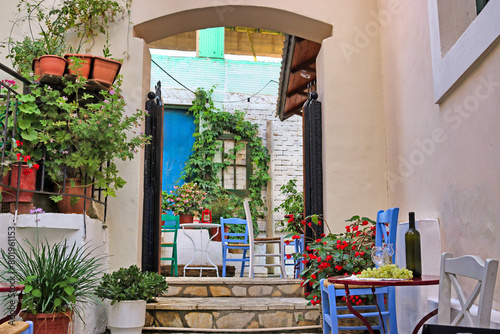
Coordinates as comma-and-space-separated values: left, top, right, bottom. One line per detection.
273, 179, 305, 237
296, 215, 376, 306
205, 188, 243, 241
95, 265, 168, 334
162, 182, 208, 225
0, 239, 105, 334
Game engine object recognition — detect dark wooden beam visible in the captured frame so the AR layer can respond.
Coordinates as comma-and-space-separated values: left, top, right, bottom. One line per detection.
286, 80, 315, 98
291, 58, 316, 74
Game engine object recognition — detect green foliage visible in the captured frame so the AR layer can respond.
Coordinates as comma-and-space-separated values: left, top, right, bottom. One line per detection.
161, 182, 207, 215
96, 265, 168, 305
0, 239, 104, 319
182, 88, 270, 222
273, 179, 304, 237
298, 215, 376, 306
5, 0, 131, 74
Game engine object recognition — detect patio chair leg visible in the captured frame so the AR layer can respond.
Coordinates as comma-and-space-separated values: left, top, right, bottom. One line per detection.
240, 249, 247, 277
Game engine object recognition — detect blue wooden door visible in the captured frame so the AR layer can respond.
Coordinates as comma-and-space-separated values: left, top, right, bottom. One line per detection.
162, 108, 196, 193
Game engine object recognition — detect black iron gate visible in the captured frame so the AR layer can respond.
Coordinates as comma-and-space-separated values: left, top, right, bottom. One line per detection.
303, 92, 324, 240
142, 81, 164, 273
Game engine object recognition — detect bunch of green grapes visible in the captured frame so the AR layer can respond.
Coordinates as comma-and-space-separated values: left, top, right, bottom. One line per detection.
358, 264, 413, 279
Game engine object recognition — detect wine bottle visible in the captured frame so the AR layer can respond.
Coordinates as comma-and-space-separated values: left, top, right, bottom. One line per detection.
405, 212, 422, 277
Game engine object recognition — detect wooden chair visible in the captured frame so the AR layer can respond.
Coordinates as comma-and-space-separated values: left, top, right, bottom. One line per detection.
221, 217, 250, 277
321, 207, 399, 334
244, 200, 287, 278
0, 321, 33, 334
438, 252, 498, 327
423, 324, 500, 334
160, 214, 179, 277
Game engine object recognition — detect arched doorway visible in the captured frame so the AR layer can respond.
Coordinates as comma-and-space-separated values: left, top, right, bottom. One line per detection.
135, 4, 333, 272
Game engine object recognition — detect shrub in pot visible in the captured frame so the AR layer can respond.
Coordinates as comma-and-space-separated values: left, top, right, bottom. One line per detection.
0, 239, 105, 334
96, 265, 168, 334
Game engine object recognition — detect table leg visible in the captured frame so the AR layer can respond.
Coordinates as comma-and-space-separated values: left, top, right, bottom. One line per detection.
343, 285, 375, 334
205, 228, 219, 277
182, 227, 197, 277
412, 308, 438, 334
371, 286, 386, 334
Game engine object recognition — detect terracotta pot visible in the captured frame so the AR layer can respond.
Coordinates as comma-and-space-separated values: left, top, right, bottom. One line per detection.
32, 57, 41, 77
1, 164, 37, 203
179, 214, 193, 225
56, 178, 92, 214
21, 311, 72, 334
90, 56, 122, 87
210, 225, 229, 242
64, 54, 93, 78
38, 55, 67, 76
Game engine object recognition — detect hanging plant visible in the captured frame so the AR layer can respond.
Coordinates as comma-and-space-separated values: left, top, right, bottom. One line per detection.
182, 88, 270, 219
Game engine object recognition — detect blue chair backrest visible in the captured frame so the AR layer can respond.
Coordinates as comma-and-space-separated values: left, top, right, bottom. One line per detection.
375, 208, 399, 259
220, 217, 248, 244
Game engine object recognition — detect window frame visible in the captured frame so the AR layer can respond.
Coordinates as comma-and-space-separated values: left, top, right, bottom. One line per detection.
428, 0, 500, 103
218, 133, 252, 196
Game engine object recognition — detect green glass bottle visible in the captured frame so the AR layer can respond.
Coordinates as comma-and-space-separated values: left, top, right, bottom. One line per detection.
405, 212, 422, 277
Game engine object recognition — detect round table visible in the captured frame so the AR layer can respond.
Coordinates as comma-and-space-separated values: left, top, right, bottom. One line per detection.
181, 223, 221, 277
327, 275, 440, 334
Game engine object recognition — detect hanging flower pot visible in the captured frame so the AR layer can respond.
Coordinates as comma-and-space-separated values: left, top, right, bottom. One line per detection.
1, 164, 37, 203
38, 55, 67, 76
32, 57, 41, 78
64, 54, 93, 79
56, 178, 92, 214
21, 311, 72, 334
90, 56, 122, 88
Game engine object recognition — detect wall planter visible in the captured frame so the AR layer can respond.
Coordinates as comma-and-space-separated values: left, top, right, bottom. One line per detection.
32, 57, 41, 77
1, 164, 36, 203
210, 225, 229, 242
56, 178, 92, 214
38, 55, 67, 76
90, 56, 122, 87
64, 54, 93, 79
21, 311, 72, 334
106, 299, 146, 334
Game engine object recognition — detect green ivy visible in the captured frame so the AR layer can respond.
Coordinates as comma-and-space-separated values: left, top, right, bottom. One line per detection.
183, 88, 270, 220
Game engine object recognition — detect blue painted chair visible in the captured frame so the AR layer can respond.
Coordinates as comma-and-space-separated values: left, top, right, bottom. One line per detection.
221, 217, 250, 277
160, 214, 179, 277
284, 234, 305, 278
321, 207, 400, 334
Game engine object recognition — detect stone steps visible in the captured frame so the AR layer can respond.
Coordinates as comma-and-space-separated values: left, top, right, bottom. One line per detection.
145, 277, 321, 332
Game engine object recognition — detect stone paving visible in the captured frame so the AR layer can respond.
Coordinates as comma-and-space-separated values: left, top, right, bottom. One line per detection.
145, 277, 321, 331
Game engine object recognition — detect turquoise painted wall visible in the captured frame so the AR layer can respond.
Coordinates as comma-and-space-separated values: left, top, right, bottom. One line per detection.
150, 55, 281, 102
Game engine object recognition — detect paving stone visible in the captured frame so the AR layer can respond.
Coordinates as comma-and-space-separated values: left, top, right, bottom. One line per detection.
210, 285, 232, 297
277, 284, 302, 296
232, 286, 247, 296
258, 311, 294, 328
153, 311, 183, 327
163, 285, 182, 296
184, 286, 208, 297
216, 312, 255, 329
185, 312, 213, 328
248, 285, 273, 296
271, 290, 282, 297
247, 320, 260, 329
303, 309, 321, 321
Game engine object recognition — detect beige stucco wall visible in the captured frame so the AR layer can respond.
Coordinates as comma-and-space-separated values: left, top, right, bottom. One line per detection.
379, 0, 500, 309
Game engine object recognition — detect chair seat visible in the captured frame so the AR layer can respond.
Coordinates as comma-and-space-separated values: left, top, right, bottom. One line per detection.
255, 237, 281, 242
0, 321, 30, 334
161, 242, 174, 246
227, 243, 250, 247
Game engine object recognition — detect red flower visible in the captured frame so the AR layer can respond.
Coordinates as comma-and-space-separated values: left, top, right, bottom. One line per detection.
355, 252, 360, 257
316, 239, 321, 243
362, 220, 369, 225
335, 265, 343, 271
301, 220, 306, 225
323, 241, 327, 245
320, 233, 326, 237
287, 215, 294, 223
307, 222, 312, 227
345, 226, 351, 232
286, 254, 292, 259
353, 226, 358, 231
33, 164, 40, 170
285, 240, 290, 245
318, 221, 322, 225
311, 274, 317, 279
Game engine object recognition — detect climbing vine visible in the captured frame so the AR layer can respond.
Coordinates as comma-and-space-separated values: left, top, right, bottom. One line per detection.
183, 88, 270, 219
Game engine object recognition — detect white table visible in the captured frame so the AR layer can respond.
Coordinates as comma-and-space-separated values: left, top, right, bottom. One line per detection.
181, 223, 221, 277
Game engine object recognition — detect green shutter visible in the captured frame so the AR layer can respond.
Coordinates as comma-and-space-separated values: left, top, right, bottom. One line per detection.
198, 27, 225, 59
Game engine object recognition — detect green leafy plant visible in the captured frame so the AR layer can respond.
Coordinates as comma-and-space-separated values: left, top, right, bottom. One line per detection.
297, 215, 376, 306
0, 239, 105, 319
273, 179, 304, 236
182, 88, 270, 222
95, 265, 168, 305
162, 182, 207, 215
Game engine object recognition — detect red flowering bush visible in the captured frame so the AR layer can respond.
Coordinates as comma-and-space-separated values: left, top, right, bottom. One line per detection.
297, 215, 376, 306
2, 139, 40, 175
